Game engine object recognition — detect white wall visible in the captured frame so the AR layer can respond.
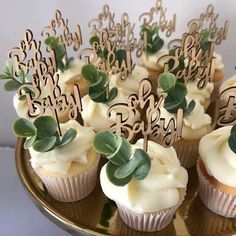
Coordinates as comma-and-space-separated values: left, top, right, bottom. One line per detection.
0, 0, 236, 146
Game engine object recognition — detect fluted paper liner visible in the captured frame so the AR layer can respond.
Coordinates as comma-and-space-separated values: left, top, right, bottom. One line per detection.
197, 162, 236, 218
173, 140, 199, 168
116, 189, 186, 232
36, 158, 100, 202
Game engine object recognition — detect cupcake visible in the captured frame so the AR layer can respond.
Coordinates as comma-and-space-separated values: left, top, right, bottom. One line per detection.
137, 24, 168, 85
13, 117, 100, 202
198, 125, 236, 217
93, 131, 188, 232
153, 72, 213, 168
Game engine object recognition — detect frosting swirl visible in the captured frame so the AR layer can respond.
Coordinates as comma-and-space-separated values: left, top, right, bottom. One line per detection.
199, 126, 236, 188
160, 98, 212, 140
138, 48, 169, 71
109, 65, 149, 96
29, 120, 95, 174
100, 139, 188, 212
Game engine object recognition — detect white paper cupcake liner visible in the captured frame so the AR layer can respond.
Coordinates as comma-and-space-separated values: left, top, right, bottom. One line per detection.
197, 162, 236, 218
36, 157, 100, 202
173, 140, 199, 168
116, 189, 186, 232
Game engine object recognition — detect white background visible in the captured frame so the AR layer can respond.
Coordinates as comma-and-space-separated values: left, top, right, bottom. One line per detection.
0, 0, 236, 147
0, 1, 236, 235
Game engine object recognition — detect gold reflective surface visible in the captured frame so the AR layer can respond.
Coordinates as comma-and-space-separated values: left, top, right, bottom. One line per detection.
16, 138, 236, 236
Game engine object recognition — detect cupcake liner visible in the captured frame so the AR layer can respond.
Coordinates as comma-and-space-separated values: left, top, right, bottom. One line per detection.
116, 203, 175, 232
211, 79, 223, 102
197, 162, 236, 218
116, 189, 186, 232
36, 157, 100, 202
173, 139, 199, 168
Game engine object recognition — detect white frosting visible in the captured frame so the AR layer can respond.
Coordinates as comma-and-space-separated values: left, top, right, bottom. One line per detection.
29, 120, 95, 174
81, 89, 140, 132
219, 75, 236, 103
58, 58, 85, 84
160, 98, 212, 140
214, 52, 224, 70
199, 126, 236, 188
138, 48, 169, 71
109, 65, 149, 96
186, 80, 214, 110
100, 139, 188, 212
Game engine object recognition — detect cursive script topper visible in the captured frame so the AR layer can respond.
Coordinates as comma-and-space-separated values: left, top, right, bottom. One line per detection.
187, 4, 229, 45
139, 0, 176, 37
159, 32, 216, 90
42, 10, 83, 51
217, 86, 236, 126
107, 79, 183, 151
79, 29, 132, 81
8, 29, 83, 136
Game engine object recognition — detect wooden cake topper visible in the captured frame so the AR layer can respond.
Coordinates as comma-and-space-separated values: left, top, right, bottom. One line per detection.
89, 5, 146, 57
217, 86, 236, 126
187, 4, 229, 45
139, 0, 176, 37
42, 10, 83, 51
107, 79, 183, 151
159, 32, 216, 89
79, 29, 132, 80
8, 29, 83, 136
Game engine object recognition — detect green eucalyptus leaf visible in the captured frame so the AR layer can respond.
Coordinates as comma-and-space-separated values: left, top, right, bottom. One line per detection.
106, 162, 132, 186
114, 157, 138, 179
116, 49, 127, 67
164, 95, 182, 113
89, 35, 100, 45
0, 74, 10, 80
81, 64, 98, 83
133, 149, 151, 180
4, 80, 21, 91
33, 116, 58, 137
13, 118, 36, 137
59, 128, 77, 147
32, 136, 57, 152
231, 125, 236, 134
18, 95, 26, 101
106, 87, 118, 103
19, 70, 25, 84
184, 100, 196, 117
159, 73, 176, 92
93, 131, 118, 155
24, 74, 32, 83
228, 132, 236, 154
5, 60, 13, 75
108, 137, 131, 165
24, 134, 37, 149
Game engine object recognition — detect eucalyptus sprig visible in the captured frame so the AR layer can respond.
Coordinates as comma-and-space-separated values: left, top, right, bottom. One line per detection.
81, 64, 118, 103
228, 125, 236, 154
93, 131, 151, 186
45, 36, 74, 72
13, 116, 77, 152
159, 72, 196, 116
89, 35, 130, 69
0, 60, 32, 99
140, 24, 164, 54
200, 30, 212, 52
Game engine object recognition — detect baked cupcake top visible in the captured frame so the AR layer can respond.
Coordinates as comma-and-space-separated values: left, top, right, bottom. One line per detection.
29, 120, 95, 174
100, 138, 188, 212
199, 126, 236, 188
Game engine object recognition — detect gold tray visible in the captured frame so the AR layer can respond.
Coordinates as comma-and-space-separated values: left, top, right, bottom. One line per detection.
16, 138, 236, 236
